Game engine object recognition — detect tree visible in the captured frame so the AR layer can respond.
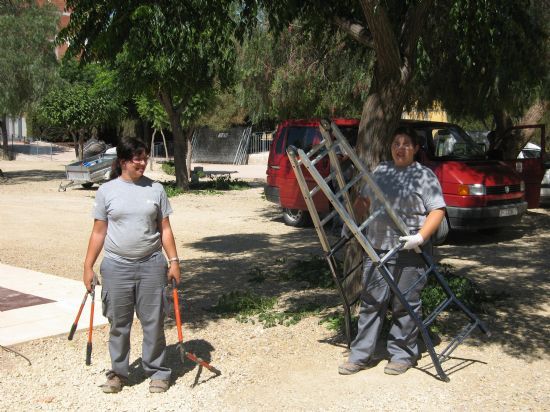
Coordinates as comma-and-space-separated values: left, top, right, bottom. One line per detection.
59, 1, 251, 189
258, 0, 547, 165
413, 0, 549, 158
256, 0, 548, 304
0, 0, 59, 159
135, 93, 171, 167
236, 21, 373, 123
34, 61, 126, 159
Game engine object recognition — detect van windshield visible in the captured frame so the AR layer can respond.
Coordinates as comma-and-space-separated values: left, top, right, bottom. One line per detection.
285, 126, 358, 152
425, 125, 486, 160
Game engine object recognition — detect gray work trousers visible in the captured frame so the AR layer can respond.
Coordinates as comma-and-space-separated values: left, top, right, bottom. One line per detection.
100, 252, 171, 381
348, 247, 429, 366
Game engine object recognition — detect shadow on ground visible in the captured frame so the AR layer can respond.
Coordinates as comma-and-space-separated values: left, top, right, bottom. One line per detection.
1, 169, 66, 184
176, 206, 550, 363
126, 338, 219, 387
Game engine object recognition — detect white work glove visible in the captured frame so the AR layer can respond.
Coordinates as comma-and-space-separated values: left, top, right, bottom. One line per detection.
399, 233, 424, 251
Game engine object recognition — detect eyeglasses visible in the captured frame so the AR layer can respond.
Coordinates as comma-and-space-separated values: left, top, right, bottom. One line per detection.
129, 157, 149, 165
392, 142, 414, 150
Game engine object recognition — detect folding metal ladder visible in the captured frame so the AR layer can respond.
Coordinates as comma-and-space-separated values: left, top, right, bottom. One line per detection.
286, 120, 490, 382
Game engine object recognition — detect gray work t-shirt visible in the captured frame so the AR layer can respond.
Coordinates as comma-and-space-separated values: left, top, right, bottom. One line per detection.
93, 176, 173, 262
361, 161, 445, 250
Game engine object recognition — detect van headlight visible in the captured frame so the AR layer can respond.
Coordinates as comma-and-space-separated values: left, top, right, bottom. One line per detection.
458, 184, 486, 196
520, 180, 525, 191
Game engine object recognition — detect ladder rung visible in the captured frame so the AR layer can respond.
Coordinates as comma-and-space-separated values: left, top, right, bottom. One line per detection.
305, 139, 328, 158
379, 245, 402, 265
402, 271, 429, 296
310, 172, 335, 197
342, 261, 363, 281
320, 209, 339, 226
333, 173, 363, 200
439, 321, 479, 360
310, 150, 328, 166
328, 232, 356, 256
423, 297, 454, 327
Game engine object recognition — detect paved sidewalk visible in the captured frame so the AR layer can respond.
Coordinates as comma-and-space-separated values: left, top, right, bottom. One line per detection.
0, 263, 108, 346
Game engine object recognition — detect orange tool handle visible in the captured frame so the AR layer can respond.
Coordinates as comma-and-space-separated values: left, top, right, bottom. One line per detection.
86, 293, 95, 365
68, 291, 88, 340
172, 279, 183, 342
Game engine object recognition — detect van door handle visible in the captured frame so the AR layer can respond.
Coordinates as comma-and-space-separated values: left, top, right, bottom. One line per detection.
270, 165, 280, 169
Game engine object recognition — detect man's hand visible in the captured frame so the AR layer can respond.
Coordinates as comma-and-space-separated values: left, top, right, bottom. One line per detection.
399, 233, 424, 251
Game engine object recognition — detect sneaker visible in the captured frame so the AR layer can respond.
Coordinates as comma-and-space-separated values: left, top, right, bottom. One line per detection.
149, 379, 170, 393
100, 371, 127, 394
338, 361, 370, 375
384, 361, 411, 375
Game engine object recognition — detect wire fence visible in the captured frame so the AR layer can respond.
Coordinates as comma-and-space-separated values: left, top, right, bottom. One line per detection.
2, 135, 73, 161
248, 131, 274, 154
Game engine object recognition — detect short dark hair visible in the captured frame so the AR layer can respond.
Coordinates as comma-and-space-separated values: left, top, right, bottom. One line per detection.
392, 126, 419, 147
110, 137, 148, 179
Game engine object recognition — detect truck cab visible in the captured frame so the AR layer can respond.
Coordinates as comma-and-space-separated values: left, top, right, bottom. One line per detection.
265, 118, 528, 231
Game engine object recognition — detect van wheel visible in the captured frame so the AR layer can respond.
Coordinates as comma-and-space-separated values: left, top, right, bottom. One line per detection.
81, 182, 94, 189
283, 208, 312, 227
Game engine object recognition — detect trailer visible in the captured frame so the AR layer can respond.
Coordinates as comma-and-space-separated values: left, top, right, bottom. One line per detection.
58, 153, 116, 191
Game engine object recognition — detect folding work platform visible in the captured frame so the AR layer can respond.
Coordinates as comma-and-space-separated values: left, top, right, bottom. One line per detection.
286, 120, 490, 382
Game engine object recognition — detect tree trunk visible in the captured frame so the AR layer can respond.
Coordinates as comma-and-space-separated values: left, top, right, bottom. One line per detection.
344, 78, 409, 311
150, 129, 157, 171
71, 131, 79, 158
78, 131, 84, 161
340, 1, 428, 312
1, 116, 9, 160
186, 127, 194, 180
490, 100, 549, 158
158, 90, 189, 190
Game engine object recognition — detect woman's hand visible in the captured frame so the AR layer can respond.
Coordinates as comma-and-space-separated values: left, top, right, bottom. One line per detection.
167, 261, 181, 284
83, 267, 96, 292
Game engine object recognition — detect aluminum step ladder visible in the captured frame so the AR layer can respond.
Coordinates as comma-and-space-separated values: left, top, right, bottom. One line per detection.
286, 119, 490, 382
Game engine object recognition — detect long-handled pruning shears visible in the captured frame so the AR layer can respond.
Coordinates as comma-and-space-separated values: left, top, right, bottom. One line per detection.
68, 273, 98, 366
171, 279, 221, 376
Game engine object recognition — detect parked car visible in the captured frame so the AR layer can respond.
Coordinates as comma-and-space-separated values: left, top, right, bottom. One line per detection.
265, 119, 528, 231
518, 143, 550, 206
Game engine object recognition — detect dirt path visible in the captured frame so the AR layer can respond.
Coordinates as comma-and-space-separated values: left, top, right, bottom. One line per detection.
0, 159, 549, 411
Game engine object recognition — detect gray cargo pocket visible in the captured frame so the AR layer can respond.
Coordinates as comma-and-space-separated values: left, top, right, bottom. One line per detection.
101, 288, 111, 320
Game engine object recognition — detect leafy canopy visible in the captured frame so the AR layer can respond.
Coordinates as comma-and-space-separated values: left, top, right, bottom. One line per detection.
0, 0, 59, 116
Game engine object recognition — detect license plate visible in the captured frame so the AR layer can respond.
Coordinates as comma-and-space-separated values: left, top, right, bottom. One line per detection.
499, 208, 517, 217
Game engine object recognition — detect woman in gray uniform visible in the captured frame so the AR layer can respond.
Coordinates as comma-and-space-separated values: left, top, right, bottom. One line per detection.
339, 126, 446, 376
83, 137, 180, 393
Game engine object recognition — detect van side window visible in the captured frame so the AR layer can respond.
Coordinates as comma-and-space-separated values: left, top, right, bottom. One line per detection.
286, 127, 307, 150
303, 127, 321, 151
275, 127, 288, 154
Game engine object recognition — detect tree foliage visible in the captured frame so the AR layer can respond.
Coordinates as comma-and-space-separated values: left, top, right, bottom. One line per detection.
0, 0, 59, 158
236, 22, 373, 123
34, 61, 126, 158
414, 0, 548, 123
59, 0, 253, 188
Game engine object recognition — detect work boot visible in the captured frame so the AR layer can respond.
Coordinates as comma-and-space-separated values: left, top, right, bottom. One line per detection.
384, 361, 412, 375
100, 371, 127, 393
338, 360, 371, 375
149, 379, 170, 393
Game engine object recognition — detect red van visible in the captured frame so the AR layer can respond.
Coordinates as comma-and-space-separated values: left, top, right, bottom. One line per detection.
265, 118, 528, 230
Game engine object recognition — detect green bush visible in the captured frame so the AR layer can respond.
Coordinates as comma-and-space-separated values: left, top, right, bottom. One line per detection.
211, 290, 276, 317
280, 255, 335, 288
421, 264, 487, 318
161, 161, 175, 176
211, 290, 322, 328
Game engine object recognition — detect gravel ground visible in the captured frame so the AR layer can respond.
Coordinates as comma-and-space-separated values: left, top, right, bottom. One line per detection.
0, 157, 549, 411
